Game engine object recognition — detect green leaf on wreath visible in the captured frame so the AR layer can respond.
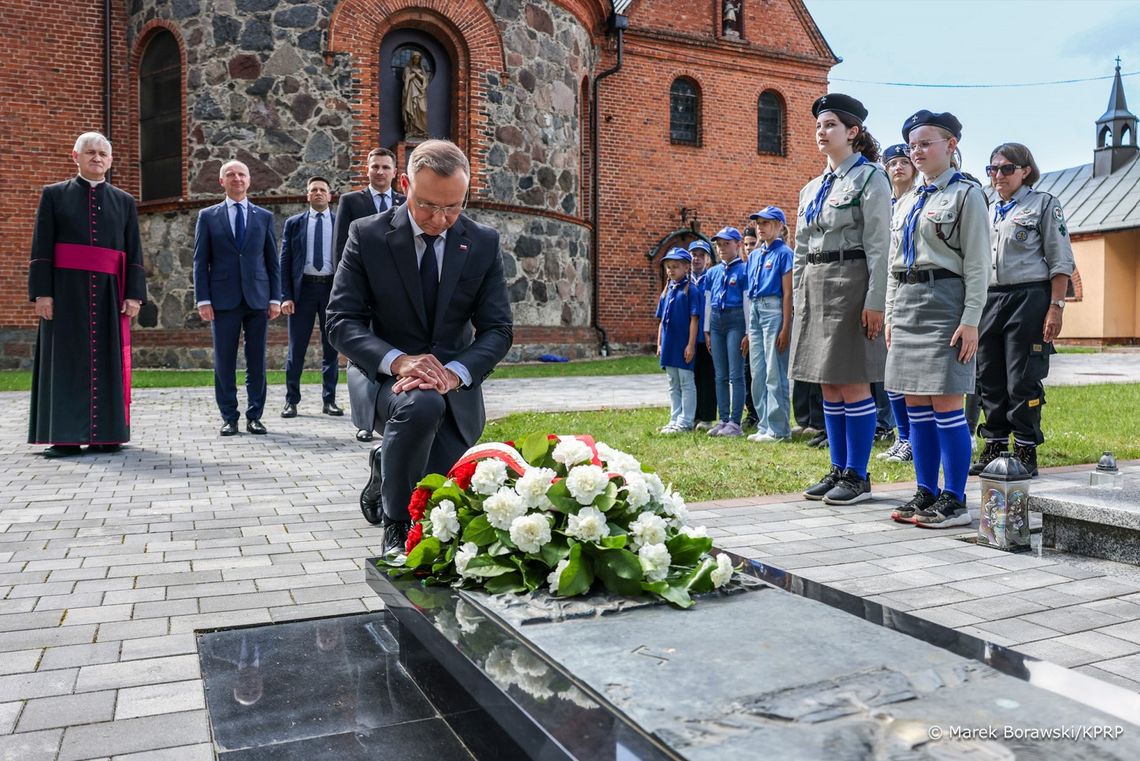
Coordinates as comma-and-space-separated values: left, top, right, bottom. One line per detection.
510, 557, 546, 592
461, 514, 497, 546
540, 538, 570, 567
594, 480, 620, 512
415, 474, 447, 492
496, 529, 517, 549
545, 480, 581, 513
682, 557, 716, 594
558, 543, 594, 596
462, 555, 517, 578
405, 537, 441, 568
485, 572, 528, 595
641, 580, 694, 609
520, 432, 551, 465
432, 484, 467, 507
665, 534, 713, 567
597, 547, 642, 579
600, 534, 628, 550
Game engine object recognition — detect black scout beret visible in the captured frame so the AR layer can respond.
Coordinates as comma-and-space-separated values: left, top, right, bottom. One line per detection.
811, 93, 868, 123
902, 110, 963, 142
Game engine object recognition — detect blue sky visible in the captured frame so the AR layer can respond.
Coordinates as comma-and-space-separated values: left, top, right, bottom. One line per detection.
802, 0, 1140, 179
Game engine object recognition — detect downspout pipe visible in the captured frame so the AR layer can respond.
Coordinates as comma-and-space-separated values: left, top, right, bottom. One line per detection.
589, 15, 626, 356
103, 0, 112, 142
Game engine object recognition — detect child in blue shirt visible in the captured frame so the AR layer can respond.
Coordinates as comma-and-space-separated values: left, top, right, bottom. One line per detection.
656, 248, 701, 433
703, 227, 749, 437
743, 206, 794, 441
688, 240, 718, 430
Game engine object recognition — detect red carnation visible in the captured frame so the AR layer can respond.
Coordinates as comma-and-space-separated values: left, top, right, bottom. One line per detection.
407, 487, 431, 522
451, 461, 477, 490
405, 522, 424, 554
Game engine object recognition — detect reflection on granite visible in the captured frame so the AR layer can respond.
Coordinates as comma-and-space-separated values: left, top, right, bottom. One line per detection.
198, 612, 492, 760
368, 551, 1140, 761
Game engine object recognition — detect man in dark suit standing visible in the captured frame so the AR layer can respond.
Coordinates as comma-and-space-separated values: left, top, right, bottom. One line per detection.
332, 147, 406, 443
193, 160, 281, 436
279, 176, 343, 419
328, 140, 513, 555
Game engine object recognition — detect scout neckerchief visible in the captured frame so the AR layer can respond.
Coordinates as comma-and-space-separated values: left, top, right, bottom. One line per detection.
804, 155, 868, 225
901, 172, 963, 271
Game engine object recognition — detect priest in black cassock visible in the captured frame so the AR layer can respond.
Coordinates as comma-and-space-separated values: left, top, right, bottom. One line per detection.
28, 132, 147, 457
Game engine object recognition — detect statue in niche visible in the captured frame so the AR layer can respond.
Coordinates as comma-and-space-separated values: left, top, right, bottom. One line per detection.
723, 0, 742, 37
402, 52, 430, 139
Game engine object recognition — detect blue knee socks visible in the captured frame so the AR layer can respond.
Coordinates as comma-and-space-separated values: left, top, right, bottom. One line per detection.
936, 409, 972, 501
844, 398, 877, 479
887, 392, 910, 442
908, 405, 940, 495
823, 400, 846, 470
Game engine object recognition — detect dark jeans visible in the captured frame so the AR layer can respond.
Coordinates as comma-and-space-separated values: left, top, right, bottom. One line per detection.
793, 380, 823, 430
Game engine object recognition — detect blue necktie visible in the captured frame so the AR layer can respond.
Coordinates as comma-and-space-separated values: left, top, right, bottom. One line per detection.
376, 193, 388, 213
902, 173, 963, 270
420, 234, 439, 329
313, 212, 324, 271
234, 203, 246, 249
993, 198, 1018, 224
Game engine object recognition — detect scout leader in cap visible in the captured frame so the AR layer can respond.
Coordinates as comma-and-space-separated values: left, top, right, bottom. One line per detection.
971, 142, 1075, 479
884, 110, 990, 530
792, 93, 891, 507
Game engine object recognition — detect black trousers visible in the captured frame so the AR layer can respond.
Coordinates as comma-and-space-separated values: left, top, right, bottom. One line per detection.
793, 380, 823, 429
694, 342, 717, 423
976, 284, 1052, 446
744, 362, 758, 422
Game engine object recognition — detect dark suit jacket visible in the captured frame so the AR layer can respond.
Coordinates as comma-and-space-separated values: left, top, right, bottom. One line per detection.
326, 205, 513, 443
279, 209, 335, 303
193, 200, 280, 310
333, 187, 406, 262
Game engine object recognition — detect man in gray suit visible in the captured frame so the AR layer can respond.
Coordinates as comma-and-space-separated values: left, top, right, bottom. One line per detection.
327, 140, 513, 555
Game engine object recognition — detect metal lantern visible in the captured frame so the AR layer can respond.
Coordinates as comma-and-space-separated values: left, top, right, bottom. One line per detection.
977, 453, 1032, 552
1090, 451, 1123, 489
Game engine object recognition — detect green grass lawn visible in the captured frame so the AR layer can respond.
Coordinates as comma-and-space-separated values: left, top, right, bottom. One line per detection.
0, 355, 662, 392
482, 383, 1140, 502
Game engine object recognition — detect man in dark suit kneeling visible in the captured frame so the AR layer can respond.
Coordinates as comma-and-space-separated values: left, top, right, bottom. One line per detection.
327, 140, 513, 555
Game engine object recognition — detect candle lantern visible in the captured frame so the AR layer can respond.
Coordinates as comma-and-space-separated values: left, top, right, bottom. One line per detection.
977, 453, 1032, 552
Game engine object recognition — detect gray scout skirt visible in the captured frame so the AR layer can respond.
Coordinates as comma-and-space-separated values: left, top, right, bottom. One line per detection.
790, 259, 886, 384
885, 276, 976, 395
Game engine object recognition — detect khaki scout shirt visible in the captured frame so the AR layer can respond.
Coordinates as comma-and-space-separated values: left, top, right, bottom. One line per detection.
887, 166, 991, 327
989, 185, 1075, 286
794, 152, 891, 312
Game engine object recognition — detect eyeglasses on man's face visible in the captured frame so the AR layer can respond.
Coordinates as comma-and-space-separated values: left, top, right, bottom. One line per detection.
413, 198, 467, 217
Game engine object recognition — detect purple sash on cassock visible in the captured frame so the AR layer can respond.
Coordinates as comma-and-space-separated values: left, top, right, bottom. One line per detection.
53, 243, 132, 425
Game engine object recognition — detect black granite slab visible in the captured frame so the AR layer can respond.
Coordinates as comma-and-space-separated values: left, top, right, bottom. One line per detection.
367, 551, 1140, 760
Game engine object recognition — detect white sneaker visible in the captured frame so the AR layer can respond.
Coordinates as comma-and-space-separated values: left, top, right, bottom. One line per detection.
748, 432, 777, 442
660, 423, 679, 433
877, 440, 902, 460
887, 440, 913, 463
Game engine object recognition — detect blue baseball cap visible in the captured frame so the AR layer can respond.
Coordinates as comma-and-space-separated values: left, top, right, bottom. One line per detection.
688, 239, 711, 254
711, 226, 743, 242
749, 206, 787, 225
662, 247, 692, 262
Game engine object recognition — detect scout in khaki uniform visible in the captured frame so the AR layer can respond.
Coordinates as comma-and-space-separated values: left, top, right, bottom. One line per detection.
792, 93, 891, 506
970, 142, 1074, 477
885, 111, 990, 528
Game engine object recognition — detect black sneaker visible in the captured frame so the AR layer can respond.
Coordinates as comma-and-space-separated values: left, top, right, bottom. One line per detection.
913, 492, 972, 529
804, 465, 843, 501
808, 431, 829, 449
822, 468, 872, 505
891, 486, 938, 524
968, 440, 1008, 476
1014, 443, 1039, 477
874, 427, 896, 444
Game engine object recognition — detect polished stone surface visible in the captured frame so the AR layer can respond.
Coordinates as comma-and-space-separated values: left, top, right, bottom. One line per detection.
198, 612, 485, 760
1031, 463, 1140, 562
369, 554, 1140, 761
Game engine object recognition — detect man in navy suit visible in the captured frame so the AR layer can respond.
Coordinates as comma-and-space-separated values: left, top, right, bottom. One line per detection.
279, 176, 342, 419
328, 140, 513, 555
193, 160, 281, 436
332, 147, 406, 443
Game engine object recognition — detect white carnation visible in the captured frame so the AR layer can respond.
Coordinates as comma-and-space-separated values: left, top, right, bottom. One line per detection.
566, 506, 609, 543
471, 459, 509, 495
547, 558, 570, 594
509, 513, 552, 554
644, 473, 666, 502
429, 500, 460, 543
596, 442, 641, 474
552, 437, 593, 467
661, 490, 689, 527
565, 465, 610, 506
484, 487, 527, 530
455, 542, 479, 577
638, 543, 671, 582
711, 553, 734, 588
622, 472, 652, 509
680, 525, 709, 538
514, 467, 556, 509
629, 512, 668, 549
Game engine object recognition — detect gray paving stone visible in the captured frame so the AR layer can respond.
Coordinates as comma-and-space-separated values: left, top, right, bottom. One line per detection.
57, 710, 209, 761
111, 743, 215, 761
1020, 604, 1126, 634
62, 604, 134, 627
1014, 638, 1106, 668
118, 634, 197, 662
1074, 664, 1140, 693
0, 648, 41, 676
0, 610, 64, 633
906, 605, 985, 629
0, 727, 62, 761
0, 668, 78, 700
114, 679, 204, 720
17, 690, 116, 732
0, 700, 22, 734
38, 642, 121, 671
971, 617, 1063, 644
74, 654, 199, 692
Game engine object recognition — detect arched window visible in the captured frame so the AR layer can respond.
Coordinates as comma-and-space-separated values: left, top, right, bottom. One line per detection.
1098, 125, 1112, 149
757, 90, 785, 155
138, 30, 182, 201
669, 78, 700, 146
